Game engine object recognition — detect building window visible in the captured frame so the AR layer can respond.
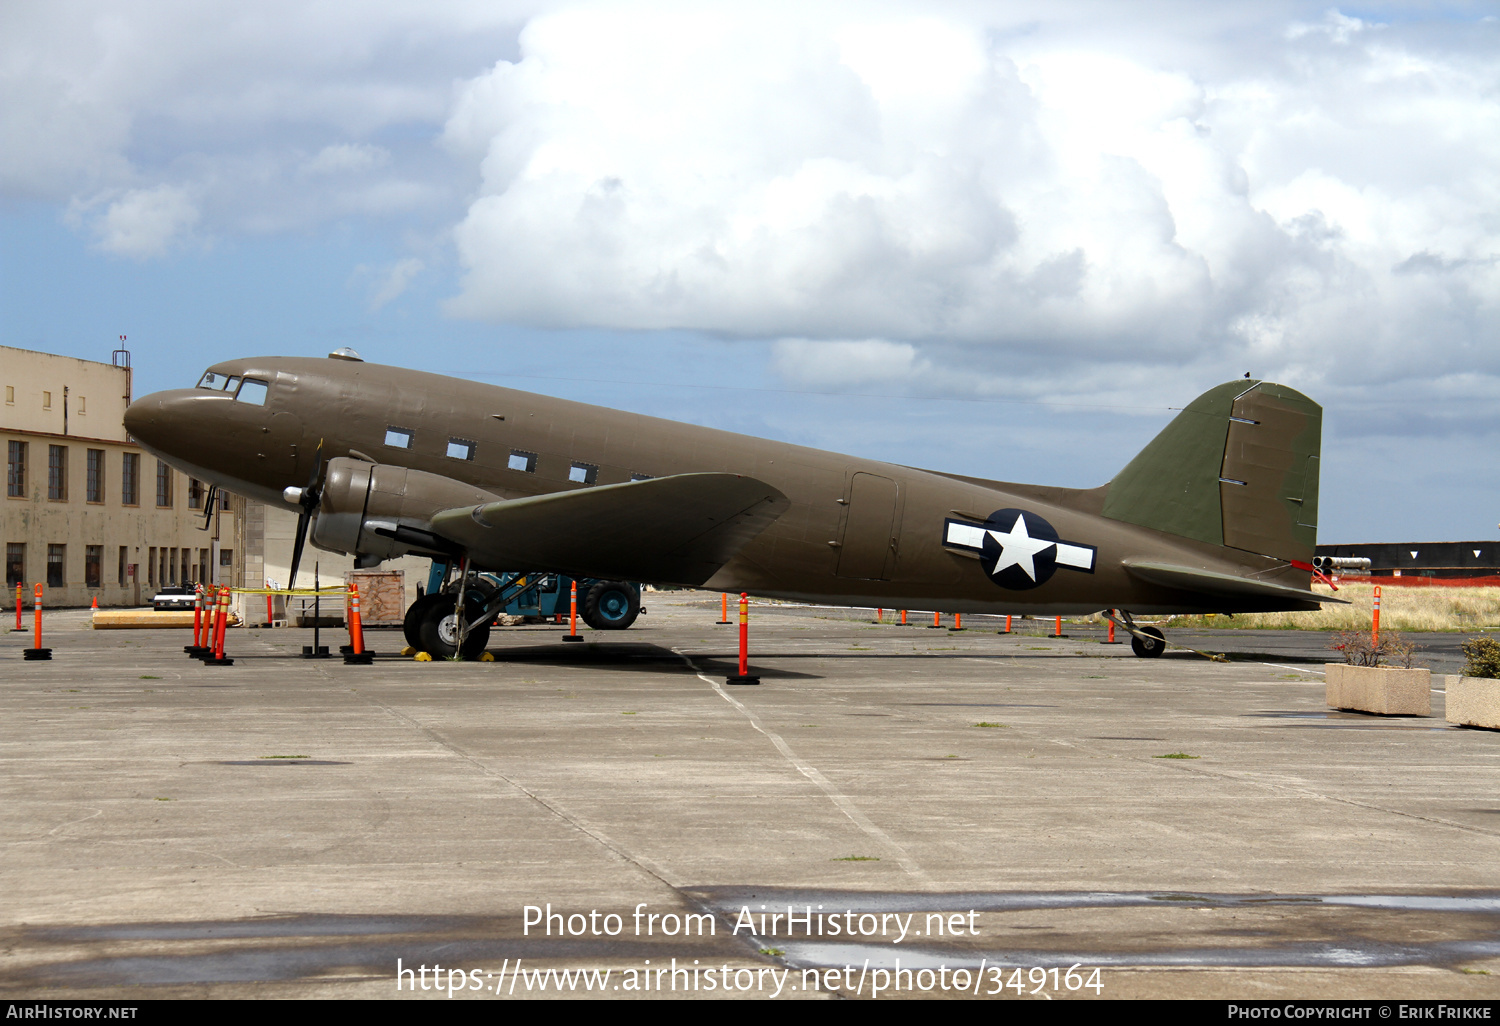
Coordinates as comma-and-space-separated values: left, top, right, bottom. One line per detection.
121, 453, 139, 506
569, 462, 598, 485
85, 545, 102, 588
5, 543, 22, 587
42, 391, 51, 410
86, 449, 104, 503
156, 460, 172, 507
219, 548, 233, 567
188, 478, 204, 509
7, 441, 24, 498
384, 427, 413, 449
118, 546, 127, 587
4, 386, 12, 405
78, 396, 86, 415
46, 544, 64, 587
180, 549, 189, 586
197, 548, 208, 584
48, 445, 67, 501
158, 548, 167, 587
508, 450, 537, 473
447, 438, 476, 461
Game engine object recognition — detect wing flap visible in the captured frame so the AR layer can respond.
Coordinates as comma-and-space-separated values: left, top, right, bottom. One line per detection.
429, 473, 790, 586
1122, 560, 1350, 606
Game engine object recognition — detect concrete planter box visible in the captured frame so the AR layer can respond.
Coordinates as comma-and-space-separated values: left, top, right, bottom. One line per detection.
1443, 676, 1500, 730
1325, 664, 1431, 716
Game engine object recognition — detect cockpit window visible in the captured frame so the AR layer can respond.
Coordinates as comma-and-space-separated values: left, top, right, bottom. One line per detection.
235, 379, 269, 406
224, 376, 241, 394
197, 371, 231, 390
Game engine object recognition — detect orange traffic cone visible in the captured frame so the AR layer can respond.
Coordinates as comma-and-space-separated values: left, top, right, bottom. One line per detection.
91, 595, 98, 609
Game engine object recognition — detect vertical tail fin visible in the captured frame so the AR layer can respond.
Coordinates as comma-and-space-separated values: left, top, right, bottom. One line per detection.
1101, 380, 1322, 562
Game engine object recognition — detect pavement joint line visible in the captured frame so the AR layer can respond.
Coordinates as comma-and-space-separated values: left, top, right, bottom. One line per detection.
345, 682, 689, 891
671, 645, 935, 890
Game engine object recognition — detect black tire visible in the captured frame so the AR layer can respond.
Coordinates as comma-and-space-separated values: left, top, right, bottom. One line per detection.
582, 581, 640, 630
403, 593, 447, 650
1131, 626, 1166, 658
415, 594, 492, 660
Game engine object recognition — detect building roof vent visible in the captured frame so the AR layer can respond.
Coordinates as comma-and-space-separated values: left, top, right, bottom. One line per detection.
328, 347, 364, 362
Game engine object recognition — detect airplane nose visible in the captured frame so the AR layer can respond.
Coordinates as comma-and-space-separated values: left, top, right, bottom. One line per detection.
124, 390, 200, 456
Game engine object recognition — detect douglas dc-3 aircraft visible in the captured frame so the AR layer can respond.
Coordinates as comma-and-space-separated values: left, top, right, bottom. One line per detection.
123, 350, 1340, 660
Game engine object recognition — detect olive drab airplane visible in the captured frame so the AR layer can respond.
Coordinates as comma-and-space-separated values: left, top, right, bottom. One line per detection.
123, 350, 1342, 660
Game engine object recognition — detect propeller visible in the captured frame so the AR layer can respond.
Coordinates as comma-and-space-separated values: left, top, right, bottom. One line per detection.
283, 440, 324, 589
199, 483, 218, 530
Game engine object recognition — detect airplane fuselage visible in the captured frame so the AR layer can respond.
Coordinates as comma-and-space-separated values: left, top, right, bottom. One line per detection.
124, 355, 1317, 615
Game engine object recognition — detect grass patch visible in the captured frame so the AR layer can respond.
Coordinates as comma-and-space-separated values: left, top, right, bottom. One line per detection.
139, 675, 160, 680
1160, 584, 1500, 632
974, 722, 1007, 728
621, 711, 638, 715
833, 855, 880, 862
1460, 968, 1491, 975
259, 755, 309, 760
153, 797, 173, 801
759, 947, 785, 957
1154, 753, 1200, 760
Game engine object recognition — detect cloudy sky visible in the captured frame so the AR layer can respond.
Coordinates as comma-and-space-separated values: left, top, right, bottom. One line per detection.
2, 0, 1496, 541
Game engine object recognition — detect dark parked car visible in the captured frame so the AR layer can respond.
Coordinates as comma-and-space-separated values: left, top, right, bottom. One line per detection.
152, 585, 198, 611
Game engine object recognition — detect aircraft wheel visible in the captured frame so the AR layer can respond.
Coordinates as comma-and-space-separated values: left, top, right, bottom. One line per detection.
417, 595, 492, 660
403, 593, 447, 650
1130, 626, 1166, 658
582, 581, 640, 630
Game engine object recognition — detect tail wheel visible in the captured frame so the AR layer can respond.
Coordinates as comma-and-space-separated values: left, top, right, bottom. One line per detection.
582, 581, 640, 630
1131, 626, 1166, 658
416, 594, 492, 660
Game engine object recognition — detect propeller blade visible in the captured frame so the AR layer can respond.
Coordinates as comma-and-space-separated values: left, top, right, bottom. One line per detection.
289, 510, 311, 589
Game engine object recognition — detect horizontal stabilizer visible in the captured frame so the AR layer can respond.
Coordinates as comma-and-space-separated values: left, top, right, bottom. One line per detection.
430, 473, 790, 586
1122, 560, 1349, 606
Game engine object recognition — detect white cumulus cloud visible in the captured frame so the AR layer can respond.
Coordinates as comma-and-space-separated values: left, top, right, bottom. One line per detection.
89, 184, 199, 257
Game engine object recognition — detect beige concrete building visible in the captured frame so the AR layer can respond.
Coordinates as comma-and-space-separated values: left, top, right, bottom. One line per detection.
2, 345, 240, 608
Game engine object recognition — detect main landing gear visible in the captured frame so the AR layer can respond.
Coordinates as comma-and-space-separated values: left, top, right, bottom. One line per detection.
403, 582, 493, 661
1104, 610, 1167, 658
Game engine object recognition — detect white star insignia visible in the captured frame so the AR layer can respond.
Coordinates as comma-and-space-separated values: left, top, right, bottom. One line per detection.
987, 515, 1056, 582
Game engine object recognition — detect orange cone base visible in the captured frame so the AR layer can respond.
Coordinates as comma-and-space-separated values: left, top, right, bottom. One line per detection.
726, 674, 760, 685
562, 634, 585, 642
343, 651, 374, 665
24, 648, 52, 660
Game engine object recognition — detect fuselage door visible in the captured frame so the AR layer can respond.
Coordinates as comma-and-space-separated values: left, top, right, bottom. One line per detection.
836, 472, 901, 580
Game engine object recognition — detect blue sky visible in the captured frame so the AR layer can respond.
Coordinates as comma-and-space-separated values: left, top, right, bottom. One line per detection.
3, 1, 1497, 542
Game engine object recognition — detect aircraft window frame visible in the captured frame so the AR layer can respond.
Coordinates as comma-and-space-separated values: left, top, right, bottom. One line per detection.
224, 376, 241, 394
384, 427, 414, 449
569, 462, 598, 486
234, 378, 270, 406
507, 450, 537, 473
446, 438, 477, 462
197, 371, 231, 390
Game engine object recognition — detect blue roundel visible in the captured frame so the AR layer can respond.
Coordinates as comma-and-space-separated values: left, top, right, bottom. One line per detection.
979, 509, 1061, 591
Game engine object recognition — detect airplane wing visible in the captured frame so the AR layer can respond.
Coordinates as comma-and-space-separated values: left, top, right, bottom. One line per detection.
1121, 560, 1351, 606
429, 473, 790, 586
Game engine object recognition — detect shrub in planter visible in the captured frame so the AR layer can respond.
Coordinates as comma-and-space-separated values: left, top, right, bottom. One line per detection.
1460, 637, 1500, 680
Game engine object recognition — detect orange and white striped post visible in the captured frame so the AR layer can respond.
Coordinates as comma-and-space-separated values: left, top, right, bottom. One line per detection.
563, 579, 583, 643
717, 592, 731, 625
726, 592, 759, 685
951, 612, 963, 631
1054, 615, 1064, 638
1003, 614, 1012, 634
214, 586, 230, 658
23, 582, 52, 659
900, 609, 907, 625
186, 584, 204, 654
1372, 585, 1382, 645
13, 582, 22, 631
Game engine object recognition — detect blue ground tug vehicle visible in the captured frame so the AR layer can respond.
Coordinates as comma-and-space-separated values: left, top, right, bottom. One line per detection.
402, 560, 643, 657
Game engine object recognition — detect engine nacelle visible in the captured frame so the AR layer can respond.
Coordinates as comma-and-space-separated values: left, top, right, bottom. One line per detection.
310, 457, 501, 561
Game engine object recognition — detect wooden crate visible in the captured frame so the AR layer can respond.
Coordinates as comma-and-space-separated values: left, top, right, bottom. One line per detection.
345, 570, 406, 627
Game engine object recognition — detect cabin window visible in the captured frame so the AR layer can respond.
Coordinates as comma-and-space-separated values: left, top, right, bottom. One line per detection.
569, 462, 598, 485
447, 438, 476, 461
235, 379, 269, 406
384, 427, 413, 449
508, 450, 537, 473
630, 473, 653, 482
